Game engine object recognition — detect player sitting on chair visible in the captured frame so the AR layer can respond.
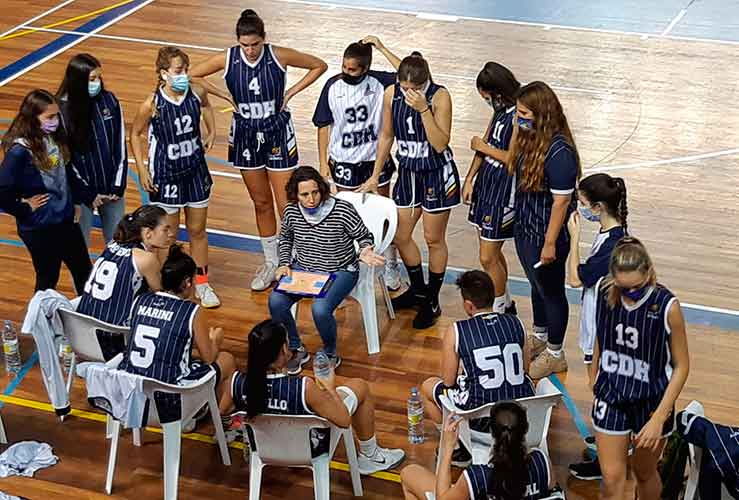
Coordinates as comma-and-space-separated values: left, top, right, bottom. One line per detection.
420, 270, 534, 466
221, 319, 405, 475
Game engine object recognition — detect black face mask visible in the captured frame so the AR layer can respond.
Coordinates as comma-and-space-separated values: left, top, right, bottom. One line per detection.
342, 71, 367, 85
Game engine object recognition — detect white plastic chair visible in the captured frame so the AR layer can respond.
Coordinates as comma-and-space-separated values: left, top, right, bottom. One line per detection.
244, 411, 363, 500
0, 413, 6, 444
104, 369, 231, 499
291, 192, 398, 355
437, 378, 562, 469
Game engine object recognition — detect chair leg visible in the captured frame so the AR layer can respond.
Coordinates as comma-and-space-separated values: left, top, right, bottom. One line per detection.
162, 421, 182, 500
133, 427, 142, 447
378, 274, 396, 320
105, 420, 121, 495
356, 281, 381, 355
248, 455, 264, 500
312, 457, 331, 500
342, 428, 363, 496
208, 393, 231, 466
65, 353, 76, 397
0, 413, 7, 444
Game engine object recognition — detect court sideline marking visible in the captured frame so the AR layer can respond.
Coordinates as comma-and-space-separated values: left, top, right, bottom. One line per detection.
0, 0, 77, 39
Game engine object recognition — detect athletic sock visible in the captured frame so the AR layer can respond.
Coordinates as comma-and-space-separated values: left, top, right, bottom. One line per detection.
405, 264, 427, 297
547, 346, 564, 358
504, 285, 512, 307
533, 326, 548, 342
261, 235, 279, 265
493, 295, 506, 313
359, 435, 378, 457
427, 271, 445, 308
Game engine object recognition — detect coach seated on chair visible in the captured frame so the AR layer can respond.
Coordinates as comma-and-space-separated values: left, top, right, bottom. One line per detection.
269, 166, 385, 375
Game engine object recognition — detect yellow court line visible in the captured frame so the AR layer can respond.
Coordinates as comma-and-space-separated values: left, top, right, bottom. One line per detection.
0, 0, 135, 41
0, 393, 402, 484
220, 106, 234, 113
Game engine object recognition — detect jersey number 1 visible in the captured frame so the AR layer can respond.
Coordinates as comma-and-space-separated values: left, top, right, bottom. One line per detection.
406, 116, 415, 135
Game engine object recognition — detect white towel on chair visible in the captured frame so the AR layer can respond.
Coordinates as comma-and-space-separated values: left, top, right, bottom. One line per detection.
77, 361, 147, 428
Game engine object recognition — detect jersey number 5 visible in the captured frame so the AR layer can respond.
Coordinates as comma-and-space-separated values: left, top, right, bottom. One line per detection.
84, 259, 119, 301
130, 325, 161, 369
473, 344, 525, 390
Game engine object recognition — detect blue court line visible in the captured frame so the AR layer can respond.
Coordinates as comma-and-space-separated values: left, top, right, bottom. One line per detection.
0, 351, 39, 409
547, 374, 596, 458
0, 0, 152, 86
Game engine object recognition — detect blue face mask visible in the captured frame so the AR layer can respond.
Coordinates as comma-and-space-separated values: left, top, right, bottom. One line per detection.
517, 116, 534, 131
303, 204, 321, 215
88, 79, 102, 97
168, 73, 190, 93
622, 286, 649, 302
579, 205, 600, 222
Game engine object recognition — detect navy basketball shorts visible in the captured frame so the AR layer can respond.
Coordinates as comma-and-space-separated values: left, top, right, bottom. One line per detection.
432, 378, 490, 433
228, 115, 299, 171
149, 165, 212, 214
393, 161, 461, 212
592, 395, 675, 437
328, 157, 395, 190
467, 161, 515, 241
154, 361, 221, 424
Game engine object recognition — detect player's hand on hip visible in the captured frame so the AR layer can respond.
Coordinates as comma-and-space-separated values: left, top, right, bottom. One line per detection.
22, 194, 49, 212
359, 246, 386, 267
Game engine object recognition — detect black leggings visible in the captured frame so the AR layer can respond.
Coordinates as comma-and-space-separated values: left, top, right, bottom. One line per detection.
19, 221, 92, 294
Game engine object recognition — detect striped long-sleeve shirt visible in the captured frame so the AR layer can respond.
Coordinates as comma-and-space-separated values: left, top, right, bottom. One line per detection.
278, 198, 373, 273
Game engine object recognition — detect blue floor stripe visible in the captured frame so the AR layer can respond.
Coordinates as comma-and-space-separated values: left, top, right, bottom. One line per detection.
0, 351, 39, 408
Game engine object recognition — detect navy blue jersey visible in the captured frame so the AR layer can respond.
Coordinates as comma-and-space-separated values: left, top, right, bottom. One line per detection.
391, 82, 454, 172
677, 411, 739, 498
594, 283, 677, 404
579, 226, 626, 289
231, 372, 313, 415
464, 449, 550, 500
514, 135, 578, 247
486, 105, 516, 152
455, 312, 534, 409
148, 87, 207, 183
61, 90, 127, 197
78, 241, 145, 326
224, 44, 290, 133
120, 292, 199, 384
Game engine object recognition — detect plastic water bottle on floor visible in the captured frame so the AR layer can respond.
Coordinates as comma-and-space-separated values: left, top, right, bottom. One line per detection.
407, 386, 424, 444
313, 351, 331, 386
2, 320, 21, 375
59, 336, 73, 375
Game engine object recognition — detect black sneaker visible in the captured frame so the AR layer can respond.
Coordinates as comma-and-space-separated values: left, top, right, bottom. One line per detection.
329, 355, 342, 370
434, 444, 472, 468
412, 302, 441, 329
569, 459, 602, 480
391, 288, 424, 310
504, 301, 518, 316
287, 347, 310, 375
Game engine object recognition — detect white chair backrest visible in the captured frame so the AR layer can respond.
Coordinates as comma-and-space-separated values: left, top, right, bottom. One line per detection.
58, 308, 130, 362
335, 192, 397, 254
245, 412, 333, 467
140, 370, 217, 426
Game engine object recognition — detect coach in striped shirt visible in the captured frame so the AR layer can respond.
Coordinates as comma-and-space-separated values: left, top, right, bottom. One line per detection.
268, 166, 385, 374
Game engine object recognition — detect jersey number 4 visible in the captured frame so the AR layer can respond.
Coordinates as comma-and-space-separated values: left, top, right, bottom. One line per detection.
130, 324, 160, 369
473, 344, 525, 390
84, 260, 119, 301
249, 77, 261, 95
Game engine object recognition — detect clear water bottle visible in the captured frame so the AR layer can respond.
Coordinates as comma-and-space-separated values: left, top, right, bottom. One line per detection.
313, 351, 331, 386
2, 320, 21, 375
59, 336, 74, 375
407, 386, 425, 444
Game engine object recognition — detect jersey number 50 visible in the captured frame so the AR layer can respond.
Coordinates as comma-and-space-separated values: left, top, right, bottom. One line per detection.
473, 344, 525, 389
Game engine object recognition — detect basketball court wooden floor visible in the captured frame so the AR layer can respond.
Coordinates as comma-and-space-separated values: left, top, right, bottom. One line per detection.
1, 1, 738, 498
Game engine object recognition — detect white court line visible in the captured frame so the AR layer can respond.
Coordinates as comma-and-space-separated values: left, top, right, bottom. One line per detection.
416, 12, 459, 22
0, 0, 76, 38
433, 72, 610, 95
584, 148, 739, 173
0, 0, 155, 87
661, 9, 688, 37
276, 0, 739, 46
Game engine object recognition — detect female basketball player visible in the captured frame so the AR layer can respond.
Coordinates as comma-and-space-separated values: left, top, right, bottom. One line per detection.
591, 237, 689, 500
359, 52, 460, 330
312, 35, 402, 289
222, 319, 405, 475
400, 401, 557, 500
130, 47, 220, 308
508, 81, 580, 378
565, 173, 628, 481
190, 9, 327, 291
462, 62, 520, 315
57, 53, 127, 246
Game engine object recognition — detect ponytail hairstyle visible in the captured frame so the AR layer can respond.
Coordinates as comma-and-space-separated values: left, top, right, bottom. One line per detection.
487, 401, 529, 500
56, 53, 102, 152
113, 205, 167, 245
577, 173, 628, 231
2, 89, 70, 172
160, 244, 196, 294
476, 62, 520, 106
606, 236, 657, 308
343, 41, 373, 70
245, 320, 288, 418
507, 81, 581, 189
397, 51, 432, 86
236, 9, 266, 39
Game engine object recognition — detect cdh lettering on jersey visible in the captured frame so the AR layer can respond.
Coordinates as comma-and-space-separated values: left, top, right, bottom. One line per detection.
341, 124, 378, 148
397, 140, 430, 159
600, 350, 650, 382
237, 101, 277, 119
136, 305, 175, 322
167, 137, 200, 160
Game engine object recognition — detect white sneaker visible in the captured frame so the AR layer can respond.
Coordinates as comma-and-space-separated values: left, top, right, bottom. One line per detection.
250, 262, 277, 291
357, 446, 405, 475
383, 260, 402, 291
196, 283, 221, 308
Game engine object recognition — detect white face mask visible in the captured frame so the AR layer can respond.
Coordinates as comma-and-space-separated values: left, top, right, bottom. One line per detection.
400, 79, 431, 98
